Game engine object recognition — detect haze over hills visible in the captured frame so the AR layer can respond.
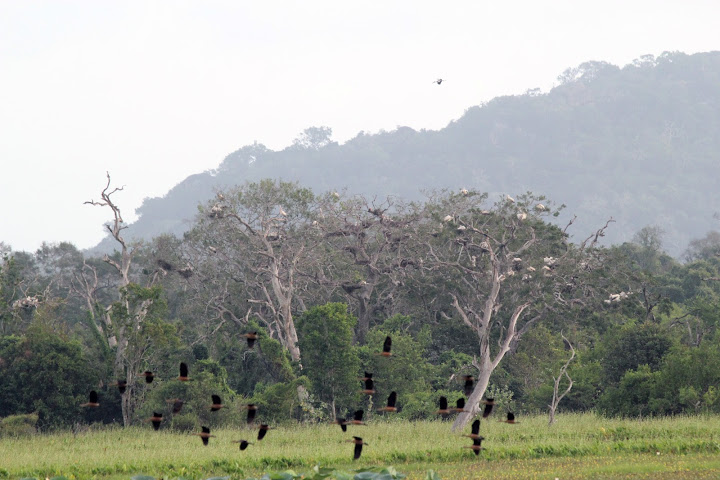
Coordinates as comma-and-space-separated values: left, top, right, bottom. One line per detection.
91, 51, 720, 258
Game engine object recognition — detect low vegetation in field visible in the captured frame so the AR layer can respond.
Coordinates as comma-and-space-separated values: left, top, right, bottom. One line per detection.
3, 414, 720, 479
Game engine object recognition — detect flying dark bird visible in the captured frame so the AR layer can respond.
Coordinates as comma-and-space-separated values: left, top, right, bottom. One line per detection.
147, 412, 163, 431
377, 391, 398, 413
233, 439, 253, 451
210, 394, 225, 412
452, 397, 467, 413
109, 379, 127, 394
500, 412, 519, 424
433, 78, 445, 85
332, 417, 350, 432
178, 362, 190, 381
243, 404, 258, 424
241, 332, 258, 349
348, 436, 368, 460
257, 424, 273, 441
361, 378, 376, 395
463, 436, 485, 456
192, 426, 215, 446
81, 390, 100, 408
435, 396, 450, 415
379, 336, 392, 357
139, 370, 155, 384
166, 398, 185, 414
350, 409, 366, 426
462, 375, 475, 397
463, 419, 482, 440
157, 259, 174, 271
481, 398, 495, 418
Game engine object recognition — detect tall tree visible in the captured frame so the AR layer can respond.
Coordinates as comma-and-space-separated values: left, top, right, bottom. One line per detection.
83, 173, 168, 425
416, 190, 610, 430
184, 180, 328, 362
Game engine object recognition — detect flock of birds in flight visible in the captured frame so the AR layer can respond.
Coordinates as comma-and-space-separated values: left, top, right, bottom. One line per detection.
81, 334, 517, 460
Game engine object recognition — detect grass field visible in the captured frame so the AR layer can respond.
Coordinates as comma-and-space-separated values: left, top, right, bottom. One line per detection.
2, 413, 720, 479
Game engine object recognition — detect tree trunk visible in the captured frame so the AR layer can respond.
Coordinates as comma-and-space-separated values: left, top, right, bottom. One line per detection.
451, 355, 493, 431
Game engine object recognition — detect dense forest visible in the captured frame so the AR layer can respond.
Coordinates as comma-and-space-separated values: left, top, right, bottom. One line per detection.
91, 51, 720, 258
1, 175, 720, 436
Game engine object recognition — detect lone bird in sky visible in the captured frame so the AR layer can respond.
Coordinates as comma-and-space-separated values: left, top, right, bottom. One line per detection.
349, 436, 368, 460
434, 78, 445, 85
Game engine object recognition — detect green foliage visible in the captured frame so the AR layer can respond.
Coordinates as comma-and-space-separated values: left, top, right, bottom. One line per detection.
297, 303, 361, 415
0, 324, 94, 429
600, 321, 672, 384
0, 412, 38, 438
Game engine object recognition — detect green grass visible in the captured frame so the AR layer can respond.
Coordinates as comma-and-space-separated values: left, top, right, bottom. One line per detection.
2, 413, 720, 479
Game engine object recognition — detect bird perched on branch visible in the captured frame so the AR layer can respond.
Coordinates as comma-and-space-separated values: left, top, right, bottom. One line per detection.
139, 370, 154, 384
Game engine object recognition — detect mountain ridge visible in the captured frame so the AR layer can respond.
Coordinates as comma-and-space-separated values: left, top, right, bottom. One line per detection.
89, 50, 720, 258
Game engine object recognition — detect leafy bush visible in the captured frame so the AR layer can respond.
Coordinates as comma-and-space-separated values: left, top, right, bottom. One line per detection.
0, 412, 38, 437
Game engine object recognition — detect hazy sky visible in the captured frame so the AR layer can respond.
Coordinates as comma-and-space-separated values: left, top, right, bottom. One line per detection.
2, 1, 719, 253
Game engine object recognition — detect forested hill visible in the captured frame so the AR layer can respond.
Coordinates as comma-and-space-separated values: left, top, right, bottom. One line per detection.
93, 51, 720, 257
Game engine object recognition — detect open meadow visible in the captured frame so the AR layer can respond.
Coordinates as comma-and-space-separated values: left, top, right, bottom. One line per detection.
2, 413, 720, 479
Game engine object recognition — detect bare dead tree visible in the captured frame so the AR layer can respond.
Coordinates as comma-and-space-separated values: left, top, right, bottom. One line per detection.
414, 190, 612, 431
83, 172, 157, 426
548, 332, 575, 426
